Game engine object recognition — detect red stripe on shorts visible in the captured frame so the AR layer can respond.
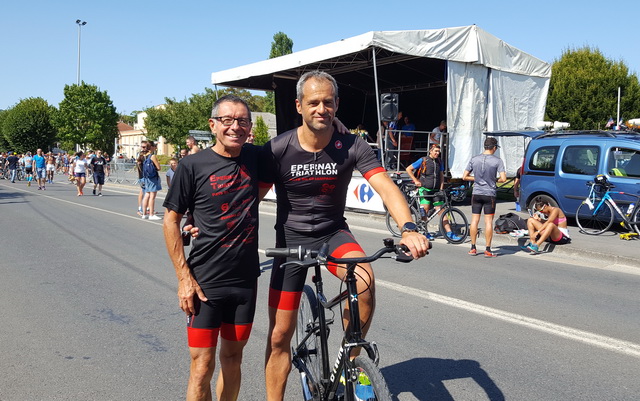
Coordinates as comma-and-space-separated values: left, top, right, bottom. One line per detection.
269, 287, 302, 310
187, 327, 219, 348
220, 322, 253, 341
327, 242, 364, 275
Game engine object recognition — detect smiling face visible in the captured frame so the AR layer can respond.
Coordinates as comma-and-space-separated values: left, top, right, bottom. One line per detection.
209, 101, 252, 158
296, 77, 339, 135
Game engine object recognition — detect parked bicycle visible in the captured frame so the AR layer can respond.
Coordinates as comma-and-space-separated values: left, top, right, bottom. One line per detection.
575, 175, 640, 235
266, 239, 419, 401
385, 174, 469, 244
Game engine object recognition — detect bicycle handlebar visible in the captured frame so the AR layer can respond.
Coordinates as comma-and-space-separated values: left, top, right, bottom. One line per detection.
265, 238, 428, 268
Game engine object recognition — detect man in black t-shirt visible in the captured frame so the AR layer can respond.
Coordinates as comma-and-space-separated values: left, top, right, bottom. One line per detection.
163, 95, 264, 400
262, 71, 430, 401
6, 152, 19, 183
90, 150, 107, 196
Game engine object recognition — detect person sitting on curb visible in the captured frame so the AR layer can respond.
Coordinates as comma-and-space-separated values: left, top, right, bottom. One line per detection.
522, 198, 571, 254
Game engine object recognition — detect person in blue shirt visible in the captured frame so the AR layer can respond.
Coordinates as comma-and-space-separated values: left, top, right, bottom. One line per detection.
33, 148, 47, 190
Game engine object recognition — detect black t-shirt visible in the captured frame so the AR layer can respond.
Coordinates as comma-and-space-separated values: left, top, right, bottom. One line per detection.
91, 157, 107, 174
163, 145, 264, 289
262, 129, 384, 234
7, 156, 19, 169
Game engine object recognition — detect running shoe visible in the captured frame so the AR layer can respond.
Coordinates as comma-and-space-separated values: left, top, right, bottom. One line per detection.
98, 193, 103, 197
137, 207, 143, 216
93, 189, 96, 195
425, 232, 435, 240
446, 231, 462, 241
484, 250, 498, 258
468, 248, 477, 256
28, 181, 31, 187
527, 243, 539, 254
141, 214, 148, 219
520, 241, 531, 252
148, 215, 162, 221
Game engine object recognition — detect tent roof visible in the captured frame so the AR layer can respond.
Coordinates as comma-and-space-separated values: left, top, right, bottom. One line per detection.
211, 25, 551, 91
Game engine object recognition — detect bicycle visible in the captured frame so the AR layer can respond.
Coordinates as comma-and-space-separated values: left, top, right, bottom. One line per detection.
266, 239, 418, 401
385, 174, 469, 244
448, 183, 468, 203
575, 176, 640, 235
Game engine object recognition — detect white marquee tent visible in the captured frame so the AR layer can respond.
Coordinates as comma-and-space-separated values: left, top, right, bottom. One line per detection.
211, 25, 551, 177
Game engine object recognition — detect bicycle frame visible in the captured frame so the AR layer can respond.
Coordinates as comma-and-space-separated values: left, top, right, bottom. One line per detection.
292, 259, 380, 401
586, 183, 639, 225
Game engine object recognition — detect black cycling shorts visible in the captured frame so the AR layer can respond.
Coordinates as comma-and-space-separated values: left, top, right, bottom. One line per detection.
471, 194, 497, 215
187, 280, 257, 348
268, 227, 364, 311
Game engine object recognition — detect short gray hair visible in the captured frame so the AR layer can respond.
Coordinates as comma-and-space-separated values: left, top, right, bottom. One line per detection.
211, 95, 252, 120
296, 71, 339, 102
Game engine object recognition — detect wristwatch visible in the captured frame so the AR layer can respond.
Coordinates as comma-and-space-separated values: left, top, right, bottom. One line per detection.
401, 222, 417, 234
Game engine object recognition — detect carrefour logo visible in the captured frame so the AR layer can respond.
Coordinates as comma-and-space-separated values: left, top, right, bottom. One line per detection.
353, 183, 375, 203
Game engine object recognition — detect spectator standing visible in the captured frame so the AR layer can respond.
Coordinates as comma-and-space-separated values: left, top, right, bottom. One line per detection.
33, 149, 47, 190
186, 135, 200, 155
136, 141, 149, 216
401, 116, 416, 135
430, 120, 447, 147
165, 157, 178, 188
462, 137, 507, 257
141, 141, 162, 220
90, 150, 107, 196
46, 152, 56, 184
179, 148, 189, 159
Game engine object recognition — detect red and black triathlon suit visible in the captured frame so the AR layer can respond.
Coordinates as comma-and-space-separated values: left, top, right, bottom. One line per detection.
261, 128, 385, 310
163, 145, 264, 347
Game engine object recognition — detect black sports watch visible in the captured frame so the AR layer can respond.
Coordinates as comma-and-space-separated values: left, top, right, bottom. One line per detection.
401, 222, 417, 234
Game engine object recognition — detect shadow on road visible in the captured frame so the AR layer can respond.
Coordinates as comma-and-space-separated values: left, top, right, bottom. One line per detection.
382, 357, 504, 401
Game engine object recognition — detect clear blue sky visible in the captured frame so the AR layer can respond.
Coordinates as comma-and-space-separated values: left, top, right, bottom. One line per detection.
2, 0, 638, 115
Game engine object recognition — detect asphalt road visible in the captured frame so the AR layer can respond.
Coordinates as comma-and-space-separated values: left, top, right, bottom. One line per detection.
1, 180, 639, 400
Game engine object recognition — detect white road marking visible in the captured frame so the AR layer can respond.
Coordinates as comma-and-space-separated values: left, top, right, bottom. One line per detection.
376, 279, 640, 359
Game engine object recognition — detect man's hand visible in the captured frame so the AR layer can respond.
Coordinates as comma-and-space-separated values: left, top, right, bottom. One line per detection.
399, 231, 430, 259
413, 180, 422, 187
178, 272, 207, 316
333, 117, 349, 135
182, 213, 200, 239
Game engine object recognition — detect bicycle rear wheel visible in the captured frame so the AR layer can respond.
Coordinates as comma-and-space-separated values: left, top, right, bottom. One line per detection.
575, 200, 614, 235
630, 205, 640, 235
295, 285, 321, 400
439, 207, 469, 244
385, 206, 421, 238
346, 356, 392, 401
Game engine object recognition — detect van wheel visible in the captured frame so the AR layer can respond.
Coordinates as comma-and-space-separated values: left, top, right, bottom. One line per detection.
527, 194, 559, 212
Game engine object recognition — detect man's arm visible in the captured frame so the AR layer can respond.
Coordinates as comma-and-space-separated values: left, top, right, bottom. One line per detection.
462, 169, 474, 182
497, 171, 507, 183
367, 172, 429, 258
163, 209, 207, 316
405, 163, 421, 186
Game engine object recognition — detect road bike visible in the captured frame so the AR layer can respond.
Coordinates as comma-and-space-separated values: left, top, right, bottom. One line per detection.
385, 174, 469, 244
575, 177, 640, 235
266, 239, 418, 401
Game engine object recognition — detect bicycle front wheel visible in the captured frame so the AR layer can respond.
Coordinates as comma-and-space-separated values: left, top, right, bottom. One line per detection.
296, 285, 321, 400
346, 356, 392, 401
439, 207, 469, 244
576, 200, 614, 235
385, 206, 421, 238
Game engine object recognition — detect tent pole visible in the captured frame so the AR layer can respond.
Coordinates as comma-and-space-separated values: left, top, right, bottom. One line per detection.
372, 47, 385, 168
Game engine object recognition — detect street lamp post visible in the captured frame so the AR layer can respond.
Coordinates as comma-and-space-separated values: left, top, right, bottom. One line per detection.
75, 19, 87, 85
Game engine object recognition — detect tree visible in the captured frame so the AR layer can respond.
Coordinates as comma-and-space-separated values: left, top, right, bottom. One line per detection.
54, 83, 119, 151
2, 98, 56, 153
265, 32, 294, 114
252, 116, 270, 146
0, 109, 9, 152
546, 47, 640, 129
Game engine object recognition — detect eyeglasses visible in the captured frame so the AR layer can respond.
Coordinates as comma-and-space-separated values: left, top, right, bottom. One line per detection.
212, 116, 251, 127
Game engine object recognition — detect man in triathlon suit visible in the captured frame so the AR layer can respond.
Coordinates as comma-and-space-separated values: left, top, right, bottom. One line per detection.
462, 137, 507, 257
33, 148, 47, 190
163, 95, 265, 401
261, 71, 429, 401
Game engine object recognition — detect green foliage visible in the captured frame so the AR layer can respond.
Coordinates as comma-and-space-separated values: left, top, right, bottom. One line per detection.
2, 97, 57, 153
0, 110, 9, 151
546, 47, 640, 129
265, 32, 294, 114
119, 112, 138, 126
252, 116, 270, 146
53, 83, 119, 151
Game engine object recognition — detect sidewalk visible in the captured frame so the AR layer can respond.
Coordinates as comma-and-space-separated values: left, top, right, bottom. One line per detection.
436, 199, 640, 269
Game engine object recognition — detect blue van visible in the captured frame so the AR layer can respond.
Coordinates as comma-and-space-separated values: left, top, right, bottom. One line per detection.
490, 130, 640, 217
